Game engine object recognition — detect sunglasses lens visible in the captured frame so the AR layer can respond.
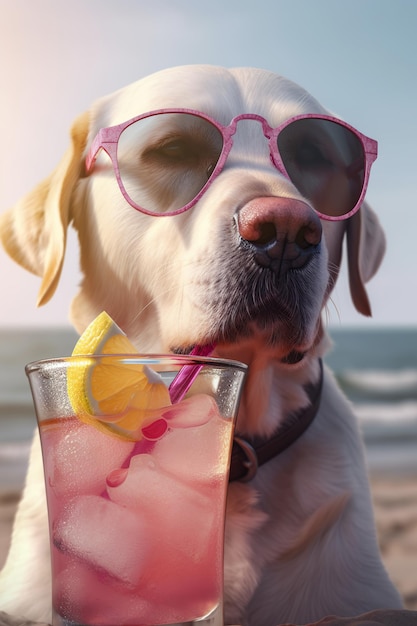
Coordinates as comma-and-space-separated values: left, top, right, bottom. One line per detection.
117, 112, 224, 214
277, 118, 365, 217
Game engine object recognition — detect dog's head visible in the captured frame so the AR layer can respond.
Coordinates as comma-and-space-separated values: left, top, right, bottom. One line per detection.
0, 64, 385, 373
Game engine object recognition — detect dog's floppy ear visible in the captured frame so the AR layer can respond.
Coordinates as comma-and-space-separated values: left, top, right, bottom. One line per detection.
0, 110, 90, 306
346, 201, 386, 317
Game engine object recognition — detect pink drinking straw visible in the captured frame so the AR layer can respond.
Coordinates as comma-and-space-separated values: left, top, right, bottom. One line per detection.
168, 344, 216, 404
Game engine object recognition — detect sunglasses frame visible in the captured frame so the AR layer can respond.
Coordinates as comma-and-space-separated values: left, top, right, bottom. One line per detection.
86, 108, 378, 221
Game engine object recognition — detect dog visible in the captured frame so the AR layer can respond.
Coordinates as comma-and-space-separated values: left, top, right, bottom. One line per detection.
0, 65, 404, 625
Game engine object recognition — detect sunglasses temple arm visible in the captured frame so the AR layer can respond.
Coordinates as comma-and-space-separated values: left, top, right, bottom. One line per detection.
85, 130, 107, 173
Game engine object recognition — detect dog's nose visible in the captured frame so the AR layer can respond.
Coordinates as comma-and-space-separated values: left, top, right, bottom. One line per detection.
236, 197, 322, 271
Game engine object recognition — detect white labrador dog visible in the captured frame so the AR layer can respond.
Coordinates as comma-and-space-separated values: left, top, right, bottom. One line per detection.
0, 65, 404, 625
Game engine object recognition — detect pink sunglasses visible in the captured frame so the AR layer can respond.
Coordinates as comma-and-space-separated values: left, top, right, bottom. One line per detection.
86, 108, 378, 221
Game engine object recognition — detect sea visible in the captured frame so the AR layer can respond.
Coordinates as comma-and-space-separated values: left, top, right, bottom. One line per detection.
0, 326, 416, 492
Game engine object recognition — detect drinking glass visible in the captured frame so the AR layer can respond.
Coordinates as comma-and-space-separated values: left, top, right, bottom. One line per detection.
26, 355, 247, 626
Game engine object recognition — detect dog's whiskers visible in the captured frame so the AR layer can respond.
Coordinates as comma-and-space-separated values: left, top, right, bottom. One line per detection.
322, 298, 341, 327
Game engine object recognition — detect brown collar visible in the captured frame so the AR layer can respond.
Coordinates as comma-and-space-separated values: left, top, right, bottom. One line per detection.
229, 359, 324, 482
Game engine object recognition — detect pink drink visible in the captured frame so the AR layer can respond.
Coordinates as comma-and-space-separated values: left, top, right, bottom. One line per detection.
27, 356, 246, 626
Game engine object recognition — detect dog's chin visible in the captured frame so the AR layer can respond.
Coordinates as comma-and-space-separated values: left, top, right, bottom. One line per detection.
170, 315, 316, 366
176, 251, 326, 364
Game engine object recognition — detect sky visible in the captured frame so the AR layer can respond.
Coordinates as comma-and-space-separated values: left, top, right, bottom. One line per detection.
0, 0, 416, 328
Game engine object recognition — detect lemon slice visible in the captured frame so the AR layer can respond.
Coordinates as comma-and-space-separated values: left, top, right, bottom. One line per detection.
67, 312, 171, 440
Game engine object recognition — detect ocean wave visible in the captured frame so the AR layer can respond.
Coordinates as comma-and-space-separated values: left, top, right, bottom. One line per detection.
356, 400, 417, 423
0, 442, 31, 492
355, 401, 417, 443
340, 369, 417, 399
0, 441, 31, 460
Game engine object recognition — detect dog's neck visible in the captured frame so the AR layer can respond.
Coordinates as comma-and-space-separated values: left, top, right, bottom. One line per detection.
229, 358, 323, 481
215, 332, 328, 439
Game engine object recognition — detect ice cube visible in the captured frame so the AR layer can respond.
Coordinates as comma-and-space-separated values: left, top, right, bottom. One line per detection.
163, 394, 217, 429
54, 548, 218, 625
44, 422, 134, 497
152, 412, 232, 484
54, 559, 157, 625
53, 495, 149, 586
135, 518, 221, 615
107, 454, 217, 560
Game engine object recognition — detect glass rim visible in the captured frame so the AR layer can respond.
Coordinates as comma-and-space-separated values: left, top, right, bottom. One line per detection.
25, 353, 248, 374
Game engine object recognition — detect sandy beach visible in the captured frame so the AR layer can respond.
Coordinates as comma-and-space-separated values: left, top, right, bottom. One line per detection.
1, 473, 417, 612
370, 473, 417, 609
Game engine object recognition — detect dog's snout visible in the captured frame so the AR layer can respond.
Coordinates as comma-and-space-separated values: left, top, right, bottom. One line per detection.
236, 197, 322, 271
